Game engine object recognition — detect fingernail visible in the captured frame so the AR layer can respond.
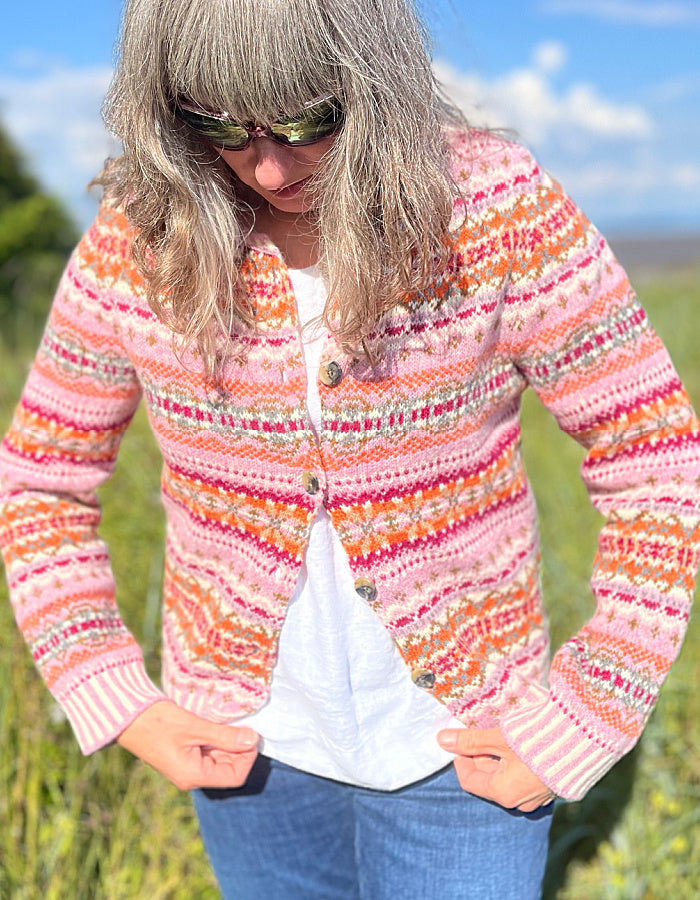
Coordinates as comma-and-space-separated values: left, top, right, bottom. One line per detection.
239, 730, 259, 749
437, 730, 457, 751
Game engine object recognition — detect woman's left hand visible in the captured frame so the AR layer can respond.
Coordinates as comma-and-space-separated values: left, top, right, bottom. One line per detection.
437, 727, 556, 812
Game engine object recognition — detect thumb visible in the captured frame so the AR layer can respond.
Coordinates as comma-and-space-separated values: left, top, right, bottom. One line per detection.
437, 727, 505, 755
193, 721, 259, 753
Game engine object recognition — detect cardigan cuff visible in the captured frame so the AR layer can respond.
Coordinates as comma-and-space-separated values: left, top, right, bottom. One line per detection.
56, 657, 167, 755
499, 685, 632, 801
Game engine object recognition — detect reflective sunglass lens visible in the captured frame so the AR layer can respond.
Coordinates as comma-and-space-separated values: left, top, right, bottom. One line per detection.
175, 107, 249, 148
175, 97, 343, 149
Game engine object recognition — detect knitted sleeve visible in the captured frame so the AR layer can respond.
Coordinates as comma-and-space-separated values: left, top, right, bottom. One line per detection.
0, 206, 166, 753
497, 157, 700, 799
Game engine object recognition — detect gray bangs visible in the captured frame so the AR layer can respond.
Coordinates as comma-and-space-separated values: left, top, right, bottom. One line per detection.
163, 0, 343, 122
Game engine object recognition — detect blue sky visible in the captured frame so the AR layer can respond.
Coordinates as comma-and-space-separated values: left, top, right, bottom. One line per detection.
1, 0, 698, 235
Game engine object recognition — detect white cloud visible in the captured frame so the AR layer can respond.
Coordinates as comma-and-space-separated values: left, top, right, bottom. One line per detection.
532, 40, 568, 76
670, 163, 700, 190
435, 43, 653, 146
0, 59, 119, 226
541, 1, 700, 25
563, 83, 652, 137
433, 43, 700, 230
548, 157, 700, 217
648, 73, 700, 104
555, 159, 659, 195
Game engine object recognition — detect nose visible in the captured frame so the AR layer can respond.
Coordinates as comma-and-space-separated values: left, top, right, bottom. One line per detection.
251, 139, 294, 191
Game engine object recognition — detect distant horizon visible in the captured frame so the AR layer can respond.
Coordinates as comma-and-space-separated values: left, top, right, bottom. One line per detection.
600, 221, 700, 240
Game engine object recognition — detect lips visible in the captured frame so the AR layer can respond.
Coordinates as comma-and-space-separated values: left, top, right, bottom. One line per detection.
271, 175, 313, 199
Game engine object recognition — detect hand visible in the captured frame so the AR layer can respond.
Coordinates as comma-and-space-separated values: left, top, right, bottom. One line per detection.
117, 700, 259, 791
437, 727, 556, 812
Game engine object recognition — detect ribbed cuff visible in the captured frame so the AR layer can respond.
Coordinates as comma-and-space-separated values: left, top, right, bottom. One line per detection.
57, 656, 167, 754
500, 685, 630, 800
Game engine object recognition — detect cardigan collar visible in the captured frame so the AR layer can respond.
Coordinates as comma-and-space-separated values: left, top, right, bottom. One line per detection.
246, 229, 284, 259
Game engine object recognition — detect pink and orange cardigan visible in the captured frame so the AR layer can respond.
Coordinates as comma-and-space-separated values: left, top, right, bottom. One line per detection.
1, 131, 699, 800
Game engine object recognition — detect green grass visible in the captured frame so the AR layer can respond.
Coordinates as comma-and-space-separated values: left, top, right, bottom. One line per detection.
1, 266, 699, 898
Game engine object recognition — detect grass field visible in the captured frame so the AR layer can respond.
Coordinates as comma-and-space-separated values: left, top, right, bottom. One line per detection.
1, 265, 698, 899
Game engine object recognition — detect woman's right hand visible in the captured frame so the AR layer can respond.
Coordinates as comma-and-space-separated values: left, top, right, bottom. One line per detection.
116, 700, 259, 791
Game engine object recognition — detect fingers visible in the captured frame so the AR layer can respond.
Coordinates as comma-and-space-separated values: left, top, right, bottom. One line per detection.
186, 744, 259, 791
165, 732, 260, 792
117, 701, 260, 791
452, 754, 554, 812
437, 727, 556, 812
452, 754, 498, 801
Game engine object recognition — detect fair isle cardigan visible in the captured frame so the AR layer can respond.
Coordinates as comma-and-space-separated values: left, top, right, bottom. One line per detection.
1, 131, 699, 801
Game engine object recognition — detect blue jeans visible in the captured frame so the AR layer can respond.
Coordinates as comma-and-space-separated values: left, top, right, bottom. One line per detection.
193, 756, 553, 900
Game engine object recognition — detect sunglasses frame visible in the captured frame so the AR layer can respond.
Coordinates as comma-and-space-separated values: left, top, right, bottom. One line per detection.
174, 94, 344, 151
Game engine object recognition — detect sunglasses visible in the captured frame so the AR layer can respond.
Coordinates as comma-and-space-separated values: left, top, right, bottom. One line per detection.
174, 94, 344, 151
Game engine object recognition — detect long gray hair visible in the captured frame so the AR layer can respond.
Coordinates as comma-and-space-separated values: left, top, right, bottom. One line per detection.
96, 0, 462, 374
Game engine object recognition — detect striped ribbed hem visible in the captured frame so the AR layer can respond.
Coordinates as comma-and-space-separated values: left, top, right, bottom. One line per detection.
500, 686, 631, 800
58, 659, 166, 754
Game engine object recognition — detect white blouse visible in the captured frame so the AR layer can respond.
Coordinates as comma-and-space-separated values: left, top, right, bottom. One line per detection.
238, 264, 460, 789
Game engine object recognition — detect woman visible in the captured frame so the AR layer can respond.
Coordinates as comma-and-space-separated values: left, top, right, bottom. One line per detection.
1, 0, 698, 897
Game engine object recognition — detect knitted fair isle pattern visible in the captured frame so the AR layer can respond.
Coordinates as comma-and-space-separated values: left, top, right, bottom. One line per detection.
1, 130, 699, 799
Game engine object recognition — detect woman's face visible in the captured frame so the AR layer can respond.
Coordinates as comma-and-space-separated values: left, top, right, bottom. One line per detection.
216, 135, 335, 215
